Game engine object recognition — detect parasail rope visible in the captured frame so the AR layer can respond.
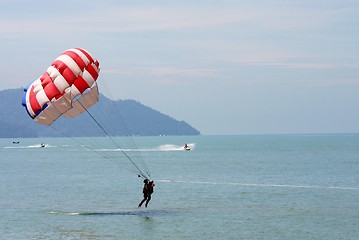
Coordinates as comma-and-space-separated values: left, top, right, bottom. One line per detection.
49, 125, 111, 160
50, 124, 149, 179
99, 80, 152, 178
81, 102, 151, 180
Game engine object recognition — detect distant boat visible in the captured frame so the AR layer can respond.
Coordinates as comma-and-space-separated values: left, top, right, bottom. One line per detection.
183, 144, 191, 151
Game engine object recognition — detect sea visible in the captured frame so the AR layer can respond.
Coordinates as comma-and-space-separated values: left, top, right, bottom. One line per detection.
0, 134, 358, 240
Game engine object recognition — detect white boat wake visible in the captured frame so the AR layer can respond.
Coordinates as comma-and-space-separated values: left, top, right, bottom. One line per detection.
156, 179, 359, 191
96, 143, 196, 152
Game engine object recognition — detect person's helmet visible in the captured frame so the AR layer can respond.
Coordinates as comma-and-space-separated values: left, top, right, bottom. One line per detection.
144, 179, 149, 184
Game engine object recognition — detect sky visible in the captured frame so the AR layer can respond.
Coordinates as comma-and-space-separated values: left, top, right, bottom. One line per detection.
1, 0, 359, 135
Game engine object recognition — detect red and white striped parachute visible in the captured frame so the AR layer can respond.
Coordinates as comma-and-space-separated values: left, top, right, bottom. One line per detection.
22, 48, 100, 125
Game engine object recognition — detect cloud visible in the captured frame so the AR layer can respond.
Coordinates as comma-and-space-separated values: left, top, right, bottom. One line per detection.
103, 65, 217, 81
0, 3, 339, 35
0, 6, 245, 35
1, 1, 358, 88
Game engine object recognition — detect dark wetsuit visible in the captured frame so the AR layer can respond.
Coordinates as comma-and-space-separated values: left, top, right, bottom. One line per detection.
138, 183, 149, 207
138, 181, 155, 207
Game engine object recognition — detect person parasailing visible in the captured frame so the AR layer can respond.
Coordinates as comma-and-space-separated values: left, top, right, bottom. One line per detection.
138, 179, 155, 208
21, 47, 153, 206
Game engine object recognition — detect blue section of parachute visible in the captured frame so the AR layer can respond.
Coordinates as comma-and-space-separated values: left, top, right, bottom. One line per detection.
21, 85, 35, 119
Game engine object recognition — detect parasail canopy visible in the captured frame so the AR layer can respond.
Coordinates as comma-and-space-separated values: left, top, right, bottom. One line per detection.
21, 48, 151, 180
22, 48, 100, 125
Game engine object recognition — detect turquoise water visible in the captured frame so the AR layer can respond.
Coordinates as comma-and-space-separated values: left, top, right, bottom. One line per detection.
1, 134, 358, 239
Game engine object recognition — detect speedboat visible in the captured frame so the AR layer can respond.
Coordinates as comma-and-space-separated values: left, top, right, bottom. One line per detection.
183, 144, 191, 151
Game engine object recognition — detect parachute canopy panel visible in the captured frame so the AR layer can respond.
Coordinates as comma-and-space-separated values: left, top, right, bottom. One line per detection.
22, 48, 100, 125
64, 84, 99, 118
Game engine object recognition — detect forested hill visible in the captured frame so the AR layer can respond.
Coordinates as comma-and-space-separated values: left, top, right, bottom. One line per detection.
0, 88, 200, 138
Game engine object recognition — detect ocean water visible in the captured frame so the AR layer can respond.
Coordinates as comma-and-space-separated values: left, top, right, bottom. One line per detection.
1, 134, 358, 239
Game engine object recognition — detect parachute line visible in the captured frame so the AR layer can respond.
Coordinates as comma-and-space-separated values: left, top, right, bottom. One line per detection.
100, 80, 152, 177
49, 125, 147, 178
80, 101, 151, 180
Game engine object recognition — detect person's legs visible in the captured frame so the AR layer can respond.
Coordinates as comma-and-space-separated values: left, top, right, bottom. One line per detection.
145, 194, 151, 207
138, 194, 148, 207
